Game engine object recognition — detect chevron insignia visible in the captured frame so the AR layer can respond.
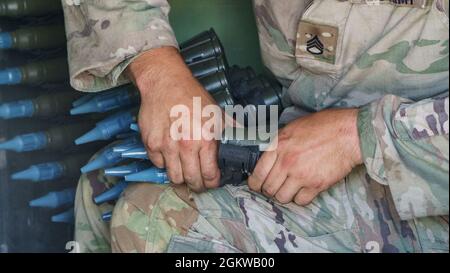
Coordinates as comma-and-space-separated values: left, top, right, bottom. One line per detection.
296, 21, 338, 64
306, 35, 324, 55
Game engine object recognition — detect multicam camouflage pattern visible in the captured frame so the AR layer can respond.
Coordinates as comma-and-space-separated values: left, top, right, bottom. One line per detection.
61, 0, 178, 92
74, 144, 120, 253
65, 0, 449, 252
110, 183, 198, 253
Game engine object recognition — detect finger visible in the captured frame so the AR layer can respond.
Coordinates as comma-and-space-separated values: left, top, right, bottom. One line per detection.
148, 151, 165, 169
141, 133, 165, 168
294, 187, 320, 206
180, 143, 205, 192
162, 147, 184, 184
275, 176, 305, 204
261, 160, 288, 198
199, 141, 220, 189
248, 150, 278, 193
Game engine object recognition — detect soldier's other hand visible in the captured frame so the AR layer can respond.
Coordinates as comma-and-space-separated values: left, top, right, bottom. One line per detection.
127, 47, 222, 192
248, 109, 363, 206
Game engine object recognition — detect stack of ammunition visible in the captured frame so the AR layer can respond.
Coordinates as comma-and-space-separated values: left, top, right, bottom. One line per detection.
0, 0, 94, 228
2, 3, 281, 229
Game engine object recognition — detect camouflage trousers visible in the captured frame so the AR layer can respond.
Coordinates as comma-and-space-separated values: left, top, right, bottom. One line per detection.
74, 110, 449, 253
74, 159, 449, 253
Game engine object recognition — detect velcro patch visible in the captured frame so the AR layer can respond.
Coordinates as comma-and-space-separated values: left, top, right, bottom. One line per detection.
295, 21, 339, 64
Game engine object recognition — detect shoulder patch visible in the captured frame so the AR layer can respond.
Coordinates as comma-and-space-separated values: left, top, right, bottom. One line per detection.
296, 21, 339, 64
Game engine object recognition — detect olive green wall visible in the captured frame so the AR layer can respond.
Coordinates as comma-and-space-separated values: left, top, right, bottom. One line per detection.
169, 0, 264, 73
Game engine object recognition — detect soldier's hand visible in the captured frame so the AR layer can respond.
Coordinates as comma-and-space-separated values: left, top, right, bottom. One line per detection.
248, 109, 363, 206
127, 47, 222, 192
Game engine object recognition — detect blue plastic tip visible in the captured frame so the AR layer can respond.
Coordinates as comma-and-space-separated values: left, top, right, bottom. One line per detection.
130, 123, 140, 132
29, 188, 76, 209
112, 136, 142, 153
104, 161, 153, 177
125, 167, 169, 184
121, 146, 149, 160
94, 181, 128, 205
75, 110, 136, 145
102, 211, 113, 222
80, 156, 104, 173
0, 67, 22, 85
71, 87, 134, 115
70, 102, 95, 115
51, 208, 75, 224
0, 100, 35, 120
0, 132, 48, 152
81, 146, 125, 173
11, 162, 64, 182
72, 93, 96, 108
11, 168, 38, 181
75, 127, 101, 145
0, 32, 13, 49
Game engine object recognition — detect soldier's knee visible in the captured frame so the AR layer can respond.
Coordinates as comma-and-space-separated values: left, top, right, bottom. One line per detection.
110, 183, 198, 253
118, 183, 195, 212
124, 183, 172, 209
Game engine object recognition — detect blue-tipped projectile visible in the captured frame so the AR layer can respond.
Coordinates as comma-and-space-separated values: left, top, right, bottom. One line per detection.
0, 31, 13, 49
104, 161, 153, 177
75, 109, 137, 145
121, 145, 149, 160
80, 146, 125, 173
51, 208, 75, 224
72, 93, 96, 107
0, 99, 34, 119
0, 67, 22, 85
93, 180, 128, 205
70, 85, 139, 115
102, 211, 113, 222
11, 162, 64, 182
0, 132, 47, 152
111, 136, 142, 153
125, 167, 169, 184
29, 188, 76, 209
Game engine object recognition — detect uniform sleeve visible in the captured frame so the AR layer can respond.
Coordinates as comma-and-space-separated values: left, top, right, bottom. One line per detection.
358, 94, 449, 221
61, 0, 178, 92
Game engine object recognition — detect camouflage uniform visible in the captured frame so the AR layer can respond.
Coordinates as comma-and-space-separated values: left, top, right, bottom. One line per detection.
62, 0, 449, 253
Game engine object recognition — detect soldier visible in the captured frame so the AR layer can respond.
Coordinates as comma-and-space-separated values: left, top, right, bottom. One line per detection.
62, 0, 449, 253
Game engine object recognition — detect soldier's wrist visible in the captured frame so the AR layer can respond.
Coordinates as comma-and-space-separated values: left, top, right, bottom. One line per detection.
126, 46, 193, 98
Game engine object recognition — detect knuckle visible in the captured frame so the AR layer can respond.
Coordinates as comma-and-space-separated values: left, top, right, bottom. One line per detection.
295, 194, 314, 206
293, 170, 307, 180
179, 139, 194, 150
281, 153, 296, 168
262, 184, 278, 197
205, 178, 220, 189
202, 168, 218, 181
168, 170, 183, 184
147, 141, 162, 153
313, 180, 325, 190
247, 177, 260, 192
149, 158, 164, 168
183, 175, 194, 183
275, 192, 291, 204
252, 168, 267, 182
